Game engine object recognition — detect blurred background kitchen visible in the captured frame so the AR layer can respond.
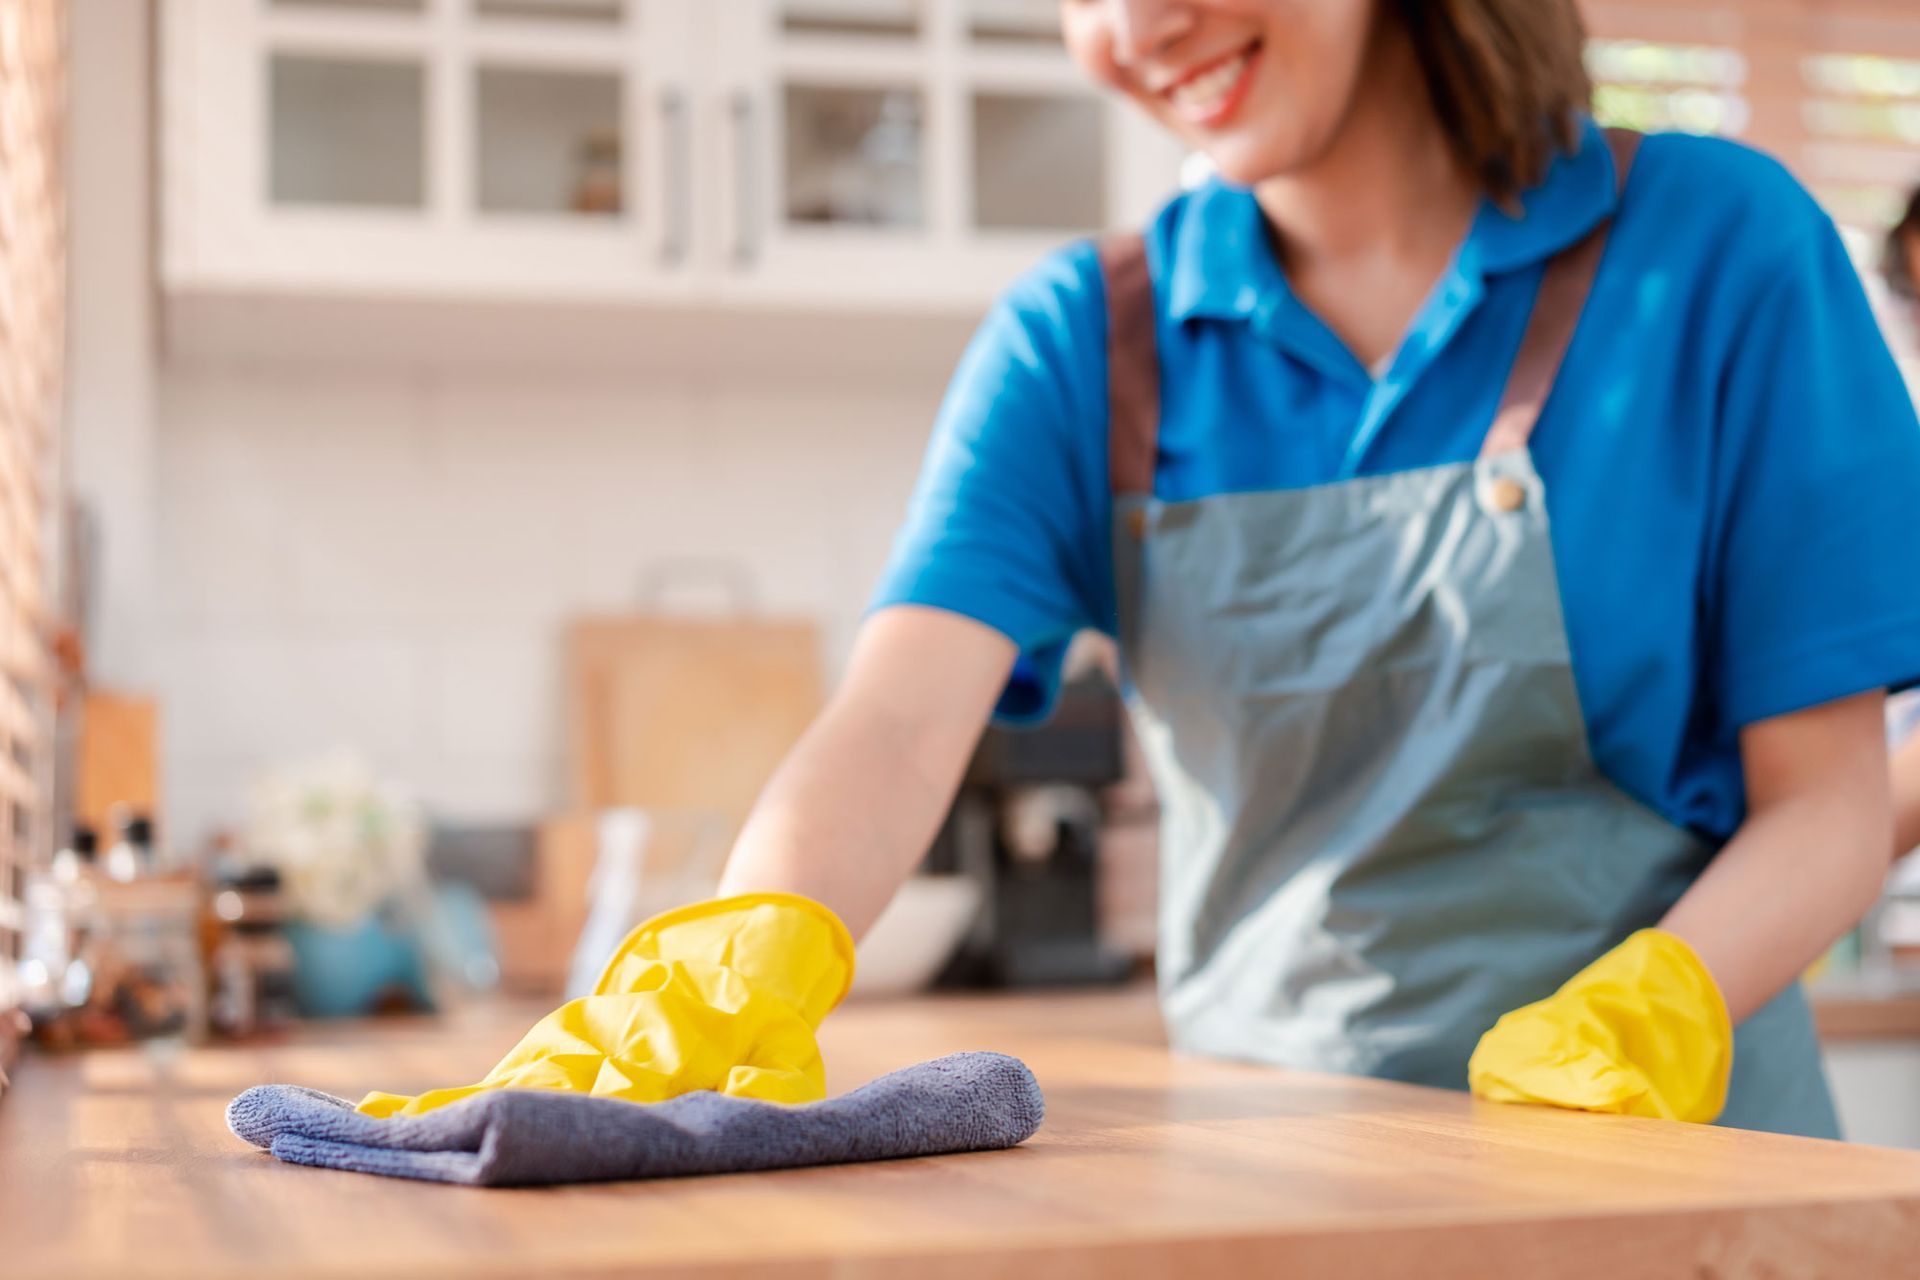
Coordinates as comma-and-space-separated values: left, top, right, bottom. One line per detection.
3, 0, 1920, 1142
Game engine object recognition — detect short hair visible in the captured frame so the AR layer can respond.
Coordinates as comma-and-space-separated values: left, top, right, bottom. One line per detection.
1884, 185, 1920, 302
1393, 0, 1594, 209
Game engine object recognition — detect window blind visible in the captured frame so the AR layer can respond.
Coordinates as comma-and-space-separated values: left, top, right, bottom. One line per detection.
1582, 0, 1920, 235
0, 0, 65, 1075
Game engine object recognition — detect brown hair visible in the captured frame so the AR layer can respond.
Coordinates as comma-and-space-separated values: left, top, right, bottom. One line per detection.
1393, 0, 1594, 208
1885, 184, 1920, 301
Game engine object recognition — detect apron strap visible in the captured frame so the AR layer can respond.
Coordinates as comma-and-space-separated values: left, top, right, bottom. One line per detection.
1481, 127, 1641, 457
1100, 232, 1160, 497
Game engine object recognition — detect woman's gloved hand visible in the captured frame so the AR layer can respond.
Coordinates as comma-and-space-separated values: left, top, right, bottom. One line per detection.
1467, 928, 1732, 1123
356, 891, 856, 1118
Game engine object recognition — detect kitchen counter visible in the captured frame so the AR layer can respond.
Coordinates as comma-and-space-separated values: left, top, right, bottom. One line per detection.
6, 987, 1920, 1279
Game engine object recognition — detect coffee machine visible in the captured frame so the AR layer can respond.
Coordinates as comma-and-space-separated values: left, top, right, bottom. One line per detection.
926, 670, 1137, 988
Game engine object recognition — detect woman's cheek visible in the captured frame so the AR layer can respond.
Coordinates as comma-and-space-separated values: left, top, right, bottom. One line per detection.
1070, 37, 1133, 100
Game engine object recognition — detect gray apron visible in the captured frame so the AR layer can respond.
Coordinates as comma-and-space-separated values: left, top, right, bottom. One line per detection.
1101, 129, 1839, 1138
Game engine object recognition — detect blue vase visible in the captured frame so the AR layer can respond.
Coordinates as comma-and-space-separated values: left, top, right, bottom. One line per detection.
284, 911, 435, 1018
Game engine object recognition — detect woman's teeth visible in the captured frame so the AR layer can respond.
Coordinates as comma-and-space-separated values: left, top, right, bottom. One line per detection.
1169, 49, 1253, 115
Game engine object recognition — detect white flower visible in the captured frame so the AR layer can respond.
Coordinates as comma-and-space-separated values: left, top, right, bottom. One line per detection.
245, 751, 427, 928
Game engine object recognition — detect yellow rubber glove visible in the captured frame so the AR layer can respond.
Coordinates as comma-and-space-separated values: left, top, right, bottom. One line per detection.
356, 892, 856, 1118
1467, 928, 1732, 1123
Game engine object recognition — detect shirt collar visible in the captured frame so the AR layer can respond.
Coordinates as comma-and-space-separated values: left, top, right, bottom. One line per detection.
1166, 116, 1622, 325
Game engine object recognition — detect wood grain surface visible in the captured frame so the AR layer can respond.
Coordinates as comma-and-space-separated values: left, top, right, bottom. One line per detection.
5, 986, 1920, 1279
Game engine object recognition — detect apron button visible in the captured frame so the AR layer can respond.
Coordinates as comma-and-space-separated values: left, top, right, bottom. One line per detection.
1486, 476, 1527, 513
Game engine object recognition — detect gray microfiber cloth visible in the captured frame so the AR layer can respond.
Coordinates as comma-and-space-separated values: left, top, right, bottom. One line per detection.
227, 1051, 1044, 1187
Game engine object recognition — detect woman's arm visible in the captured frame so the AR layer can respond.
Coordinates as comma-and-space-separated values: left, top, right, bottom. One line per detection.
1894, 731, 1920, 862
715, 605, 1017, 940
1660, 690, 1892, 1021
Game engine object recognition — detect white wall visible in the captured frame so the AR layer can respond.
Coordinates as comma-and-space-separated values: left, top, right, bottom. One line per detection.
1826, 1041, 1920, 1149
68, 0, 158, 689
153, 361, 947, 849
60, 1, 980, 853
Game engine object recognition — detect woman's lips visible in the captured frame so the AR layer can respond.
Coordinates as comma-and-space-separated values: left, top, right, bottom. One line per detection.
1162, 41, 1262, 129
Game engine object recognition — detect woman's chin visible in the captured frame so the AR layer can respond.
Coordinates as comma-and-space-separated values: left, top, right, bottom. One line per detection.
1175, 118, 1322, 189
1198, 143, 1296, 190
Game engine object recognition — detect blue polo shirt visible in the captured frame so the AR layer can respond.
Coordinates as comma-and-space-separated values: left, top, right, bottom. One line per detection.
872, 119, 1920, 841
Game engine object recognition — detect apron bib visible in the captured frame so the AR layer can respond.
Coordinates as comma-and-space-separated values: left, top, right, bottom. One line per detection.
1101, 130, 1839, 1138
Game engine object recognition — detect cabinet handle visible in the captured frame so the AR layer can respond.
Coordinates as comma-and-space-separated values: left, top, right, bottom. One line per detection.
728, 89, 759, 269
659, 87, 690, 267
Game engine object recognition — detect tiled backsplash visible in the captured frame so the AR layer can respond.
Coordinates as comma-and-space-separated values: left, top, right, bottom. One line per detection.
153, 363, 947, 850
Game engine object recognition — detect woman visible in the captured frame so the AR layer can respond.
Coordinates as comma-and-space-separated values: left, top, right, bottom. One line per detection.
367, 1, 1920, 1137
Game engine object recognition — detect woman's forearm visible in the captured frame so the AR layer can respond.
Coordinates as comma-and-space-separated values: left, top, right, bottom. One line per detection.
716, 691, 970, 939
1660, 691, 1891, 1021
716, 606, 1016, 940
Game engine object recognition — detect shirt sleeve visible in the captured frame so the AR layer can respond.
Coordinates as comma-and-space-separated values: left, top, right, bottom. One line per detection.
867, 243, 1114, 724
1710, 209, 1920, 727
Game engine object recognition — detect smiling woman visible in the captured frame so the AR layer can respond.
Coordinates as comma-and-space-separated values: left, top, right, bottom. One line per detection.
231, 0, 1906, 1152
1061, 0, 1589, 204
691, 0, 1920, 1143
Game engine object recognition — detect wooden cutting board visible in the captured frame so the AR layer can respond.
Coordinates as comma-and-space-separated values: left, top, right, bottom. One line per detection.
565, 614, 823, 821
75, 691, 160, 832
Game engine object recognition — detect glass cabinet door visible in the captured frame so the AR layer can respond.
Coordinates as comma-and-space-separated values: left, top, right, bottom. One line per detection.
467, 1, 636, 230
716, 0, 1131, 302
782, 83, 926, 229
970, 89, 1106, 233
196, 0, 695, 295
474, 65, 626, 217
268, 53, 428, 209
961, 0, 1110, 238
768, 1, 929, 238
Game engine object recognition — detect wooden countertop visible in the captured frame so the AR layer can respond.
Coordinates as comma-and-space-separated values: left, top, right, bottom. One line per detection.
7, 987, 1920, 1279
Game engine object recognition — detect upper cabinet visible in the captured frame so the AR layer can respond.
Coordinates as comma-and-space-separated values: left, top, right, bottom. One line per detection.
160, 0, 1185, 311
709, 0, 1163, 306
163, 0, 698, 301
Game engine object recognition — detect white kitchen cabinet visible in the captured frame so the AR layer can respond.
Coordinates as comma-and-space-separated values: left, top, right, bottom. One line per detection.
160, 0, 1183, 313
162, 0, 704, 301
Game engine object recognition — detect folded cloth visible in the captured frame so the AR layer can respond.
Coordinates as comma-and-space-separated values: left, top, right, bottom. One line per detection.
227, 1051, 1043, 1187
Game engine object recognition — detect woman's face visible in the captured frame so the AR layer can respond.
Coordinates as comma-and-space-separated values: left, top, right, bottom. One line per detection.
1061, 0, 1384, 187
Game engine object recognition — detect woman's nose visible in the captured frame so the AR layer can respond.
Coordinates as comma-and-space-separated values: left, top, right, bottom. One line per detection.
1108, 0, 1194, 65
